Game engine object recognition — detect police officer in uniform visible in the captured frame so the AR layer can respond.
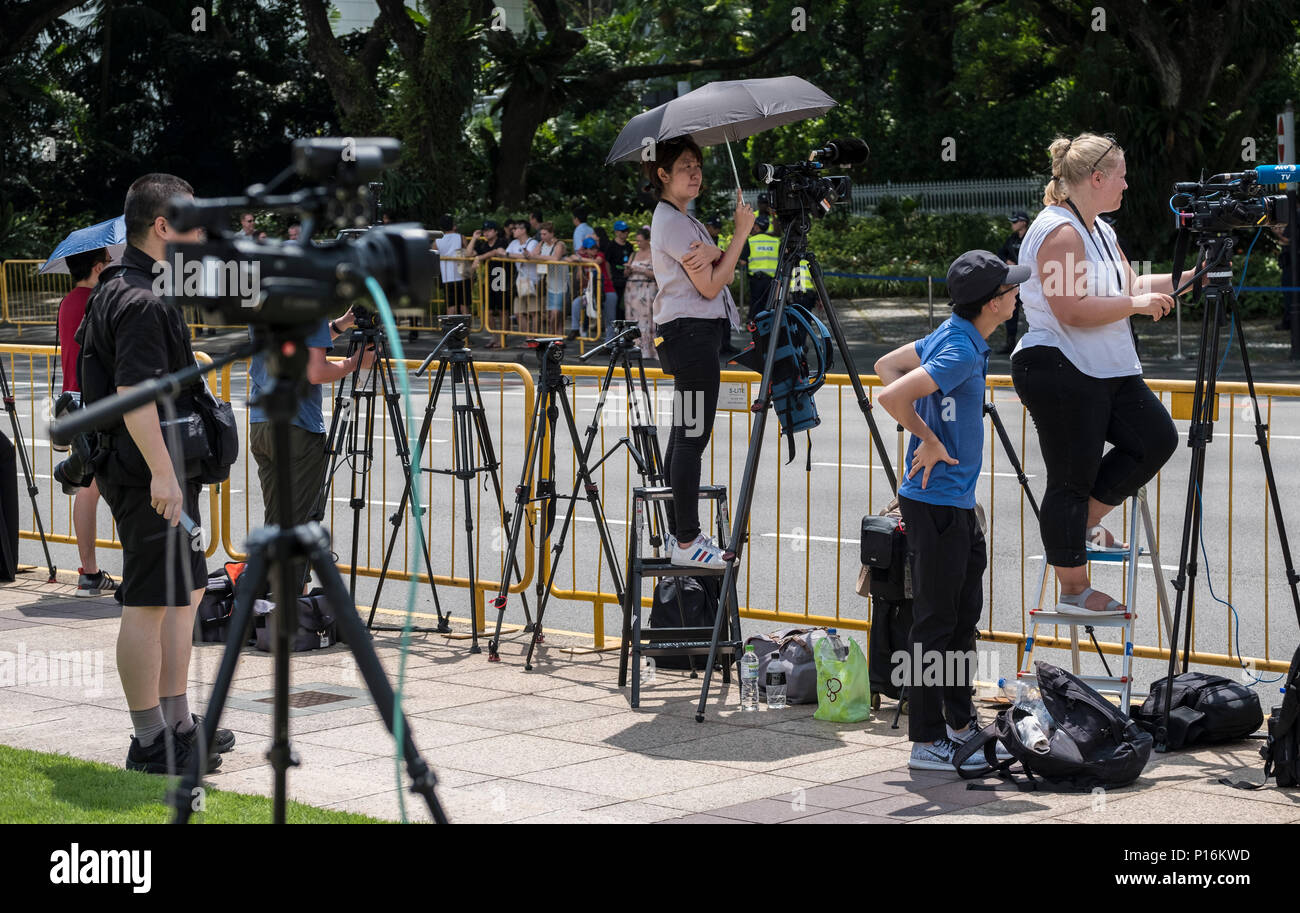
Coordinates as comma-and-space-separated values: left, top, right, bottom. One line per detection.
789, 257, 816, 310
996, 210, 1029, 353
77, 173, 234, 774
741, 214, 780, 320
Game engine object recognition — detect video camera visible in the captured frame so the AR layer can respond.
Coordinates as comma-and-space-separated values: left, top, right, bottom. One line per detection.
162, 138, 437, 327
1172, 165, 1293, 234
752, 138, 867, 217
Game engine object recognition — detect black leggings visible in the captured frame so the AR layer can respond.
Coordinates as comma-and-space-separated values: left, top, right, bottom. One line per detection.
1012, 346, 1178, 568
656, 317, 728, 543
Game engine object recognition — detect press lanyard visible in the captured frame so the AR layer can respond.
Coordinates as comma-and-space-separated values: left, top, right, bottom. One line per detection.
1064, 200, 1125, 295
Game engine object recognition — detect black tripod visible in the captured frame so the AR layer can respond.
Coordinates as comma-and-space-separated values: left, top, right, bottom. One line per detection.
694, 208, 898, 722
315, 318, 446, 629
487, 338, 628, 663
518, 322, 669, 670
1157, 234, 1300, 750
0, 359, 54, 581
368, 316, 532, 653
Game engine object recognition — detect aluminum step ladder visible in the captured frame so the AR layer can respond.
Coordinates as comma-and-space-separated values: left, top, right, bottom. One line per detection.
1017, 487, 1174, 714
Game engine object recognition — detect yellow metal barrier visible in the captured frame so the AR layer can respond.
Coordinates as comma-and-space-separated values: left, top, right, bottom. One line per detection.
6, 333, 1296, 678
2, 345, 221, 561
1, 261, 71, 335
480, 257, 602, 350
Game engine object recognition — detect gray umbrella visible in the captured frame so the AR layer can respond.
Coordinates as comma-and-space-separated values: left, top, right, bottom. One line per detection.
606, 76, 837, 188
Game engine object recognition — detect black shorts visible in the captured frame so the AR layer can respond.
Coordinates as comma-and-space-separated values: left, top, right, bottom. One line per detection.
98, 478, 207, 607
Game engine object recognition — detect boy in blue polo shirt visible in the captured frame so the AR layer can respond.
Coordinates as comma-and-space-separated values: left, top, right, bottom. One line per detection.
875, 250, 1026, 771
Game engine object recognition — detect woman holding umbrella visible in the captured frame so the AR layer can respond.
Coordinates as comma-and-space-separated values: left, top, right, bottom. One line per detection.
645, 136, 755, 567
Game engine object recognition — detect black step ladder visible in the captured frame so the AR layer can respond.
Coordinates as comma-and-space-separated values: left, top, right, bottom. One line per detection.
619, 484, 742, 708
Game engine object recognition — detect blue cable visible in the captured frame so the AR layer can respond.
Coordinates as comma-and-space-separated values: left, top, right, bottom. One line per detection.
1194, 481, 1284, 685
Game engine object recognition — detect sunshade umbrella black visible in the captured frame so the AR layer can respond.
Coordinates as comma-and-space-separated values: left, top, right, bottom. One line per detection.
605, 76, 837, 189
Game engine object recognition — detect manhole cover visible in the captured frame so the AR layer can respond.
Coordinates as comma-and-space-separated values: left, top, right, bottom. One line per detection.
255, 690, 351, 709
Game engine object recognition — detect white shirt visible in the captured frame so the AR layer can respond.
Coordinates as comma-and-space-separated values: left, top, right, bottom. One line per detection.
507, 237, 540, 281
436, 232, 464, 283
1013, 205, 1140, 378
649, 201, 739, 328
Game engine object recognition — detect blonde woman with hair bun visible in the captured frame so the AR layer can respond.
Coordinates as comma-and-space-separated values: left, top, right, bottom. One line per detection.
1011, 132, 1186, 615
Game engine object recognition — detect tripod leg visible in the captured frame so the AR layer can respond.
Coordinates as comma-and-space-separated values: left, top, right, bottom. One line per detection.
368, 360, 449, 631
466, 364, 532, 630
1232, 316, 1300, 623
489, 386, 549, 658
984, 401, 1041, 520
450, 371, 483, 655
1160, 280, 1221, 749
173, 538, 272, 823
305, 525, 447, 823
806, 254, 898, 491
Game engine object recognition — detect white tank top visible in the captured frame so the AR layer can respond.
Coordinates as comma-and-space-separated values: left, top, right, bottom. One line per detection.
1013, 205, 1140, 378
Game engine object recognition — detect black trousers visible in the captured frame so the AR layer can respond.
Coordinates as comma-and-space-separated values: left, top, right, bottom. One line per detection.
898, 495, 985, 743
1012, 346, 1178, 567
747, 273, 773, 321
656, 317, 727, 544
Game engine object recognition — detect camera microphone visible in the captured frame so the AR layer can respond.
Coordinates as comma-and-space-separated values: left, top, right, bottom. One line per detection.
810, 137, 869, 167
1252, 165, 1298, 186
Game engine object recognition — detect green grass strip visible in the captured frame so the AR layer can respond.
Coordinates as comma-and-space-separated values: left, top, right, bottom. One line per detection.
0, 744, 387, 824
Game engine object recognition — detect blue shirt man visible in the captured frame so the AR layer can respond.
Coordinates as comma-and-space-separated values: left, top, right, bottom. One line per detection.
874, 250, 1025, 772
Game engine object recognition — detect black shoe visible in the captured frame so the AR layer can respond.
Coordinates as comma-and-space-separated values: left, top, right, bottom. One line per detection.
126, 729, 221, 775
179, 713, 236, 754
565, 328, 580, 341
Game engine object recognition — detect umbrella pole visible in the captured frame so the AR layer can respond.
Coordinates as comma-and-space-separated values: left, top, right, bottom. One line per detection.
724, 140, 742, 193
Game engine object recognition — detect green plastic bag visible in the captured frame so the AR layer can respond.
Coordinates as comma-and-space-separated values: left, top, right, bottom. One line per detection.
813, 635, 872, 722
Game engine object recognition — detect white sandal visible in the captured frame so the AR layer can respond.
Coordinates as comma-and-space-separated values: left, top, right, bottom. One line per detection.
1055, 586, 1127, 616
1086, 525, 1128, 554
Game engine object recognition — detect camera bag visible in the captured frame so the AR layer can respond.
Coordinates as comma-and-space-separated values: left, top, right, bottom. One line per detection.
1132, 671, 1264, 749
1261, 645, 1300, 787
649, 574, 721, 669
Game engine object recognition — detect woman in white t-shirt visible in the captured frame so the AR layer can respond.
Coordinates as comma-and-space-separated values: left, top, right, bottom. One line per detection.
1012, 133, 1181, 614
645, 136, 754, 568
436, 215, 469, 315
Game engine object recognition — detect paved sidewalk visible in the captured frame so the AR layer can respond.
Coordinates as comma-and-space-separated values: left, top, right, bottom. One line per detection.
1, 573, 1296, 824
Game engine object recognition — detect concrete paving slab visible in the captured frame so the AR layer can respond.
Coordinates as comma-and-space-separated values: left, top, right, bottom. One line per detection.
429, 731, 620, 778
517, 752, 739, 801
644, 727, 862, 773
642, 773, 817, 813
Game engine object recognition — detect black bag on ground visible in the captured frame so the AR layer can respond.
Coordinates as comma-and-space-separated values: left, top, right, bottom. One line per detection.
649, 575, 721, 670
254, 589, 341, 652
1133, 671, 1264, 749
1260, 645, 1300, 787
868, 597, 913, 701
746, 627, 824, 704
0, 432, 17, 582
194, 568, 241, 644
954, 661, 1154, 790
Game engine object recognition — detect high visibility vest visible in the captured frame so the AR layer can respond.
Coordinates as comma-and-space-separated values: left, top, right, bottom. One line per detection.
789, 259, 813, 293
746, 233, 780, 275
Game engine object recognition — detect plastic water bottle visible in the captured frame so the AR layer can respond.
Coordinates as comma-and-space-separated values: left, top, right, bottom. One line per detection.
826, 628, 849, 661
640, 655, 656, 686
998, 677, 1054, 739
765, 651, 791, 709
740, 646, 760, 711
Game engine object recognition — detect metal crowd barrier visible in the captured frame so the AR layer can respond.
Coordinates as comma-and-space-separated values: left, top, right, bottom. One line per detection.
0, 261, 71, 335
479, 257, 602, 350
3, 345, 221, 560
6, 337, 1298, 677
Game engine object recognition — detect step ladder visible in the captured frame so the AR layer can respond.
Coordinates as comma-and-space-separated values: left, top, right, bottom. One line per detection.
1017, 487, 1175, 714
619, 484, 742, 709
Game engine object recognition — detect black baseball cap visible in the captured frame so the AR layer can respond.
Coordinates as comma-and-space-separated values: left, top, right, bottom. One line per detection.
754, 215, 770, 231
1008, 210, 1029, 224
947, 250, 1030, 307
706, 215, 722, 228
482, 219, 498, 230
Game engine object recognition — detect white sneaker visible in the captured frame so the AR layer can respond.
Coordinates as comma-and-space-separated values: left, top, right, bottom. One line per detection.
909, 738, 986, 772
671, 534, 725, 568
947, 720, 1012, 760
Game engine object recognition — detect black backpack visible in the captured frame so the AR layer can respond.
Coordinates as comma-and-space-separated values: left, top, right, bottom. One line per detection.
254, 589, 342, 653
649, 575, 721, 670
1132, 672, 1264, 749
868, 597, 913, 701
1261, 645, 1300, 788
953, 661, 1154, 790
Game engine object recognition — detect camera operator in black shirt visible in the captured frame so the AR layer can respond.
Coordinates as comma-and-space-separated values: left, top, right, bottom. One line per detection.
77, 173, 234, 774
